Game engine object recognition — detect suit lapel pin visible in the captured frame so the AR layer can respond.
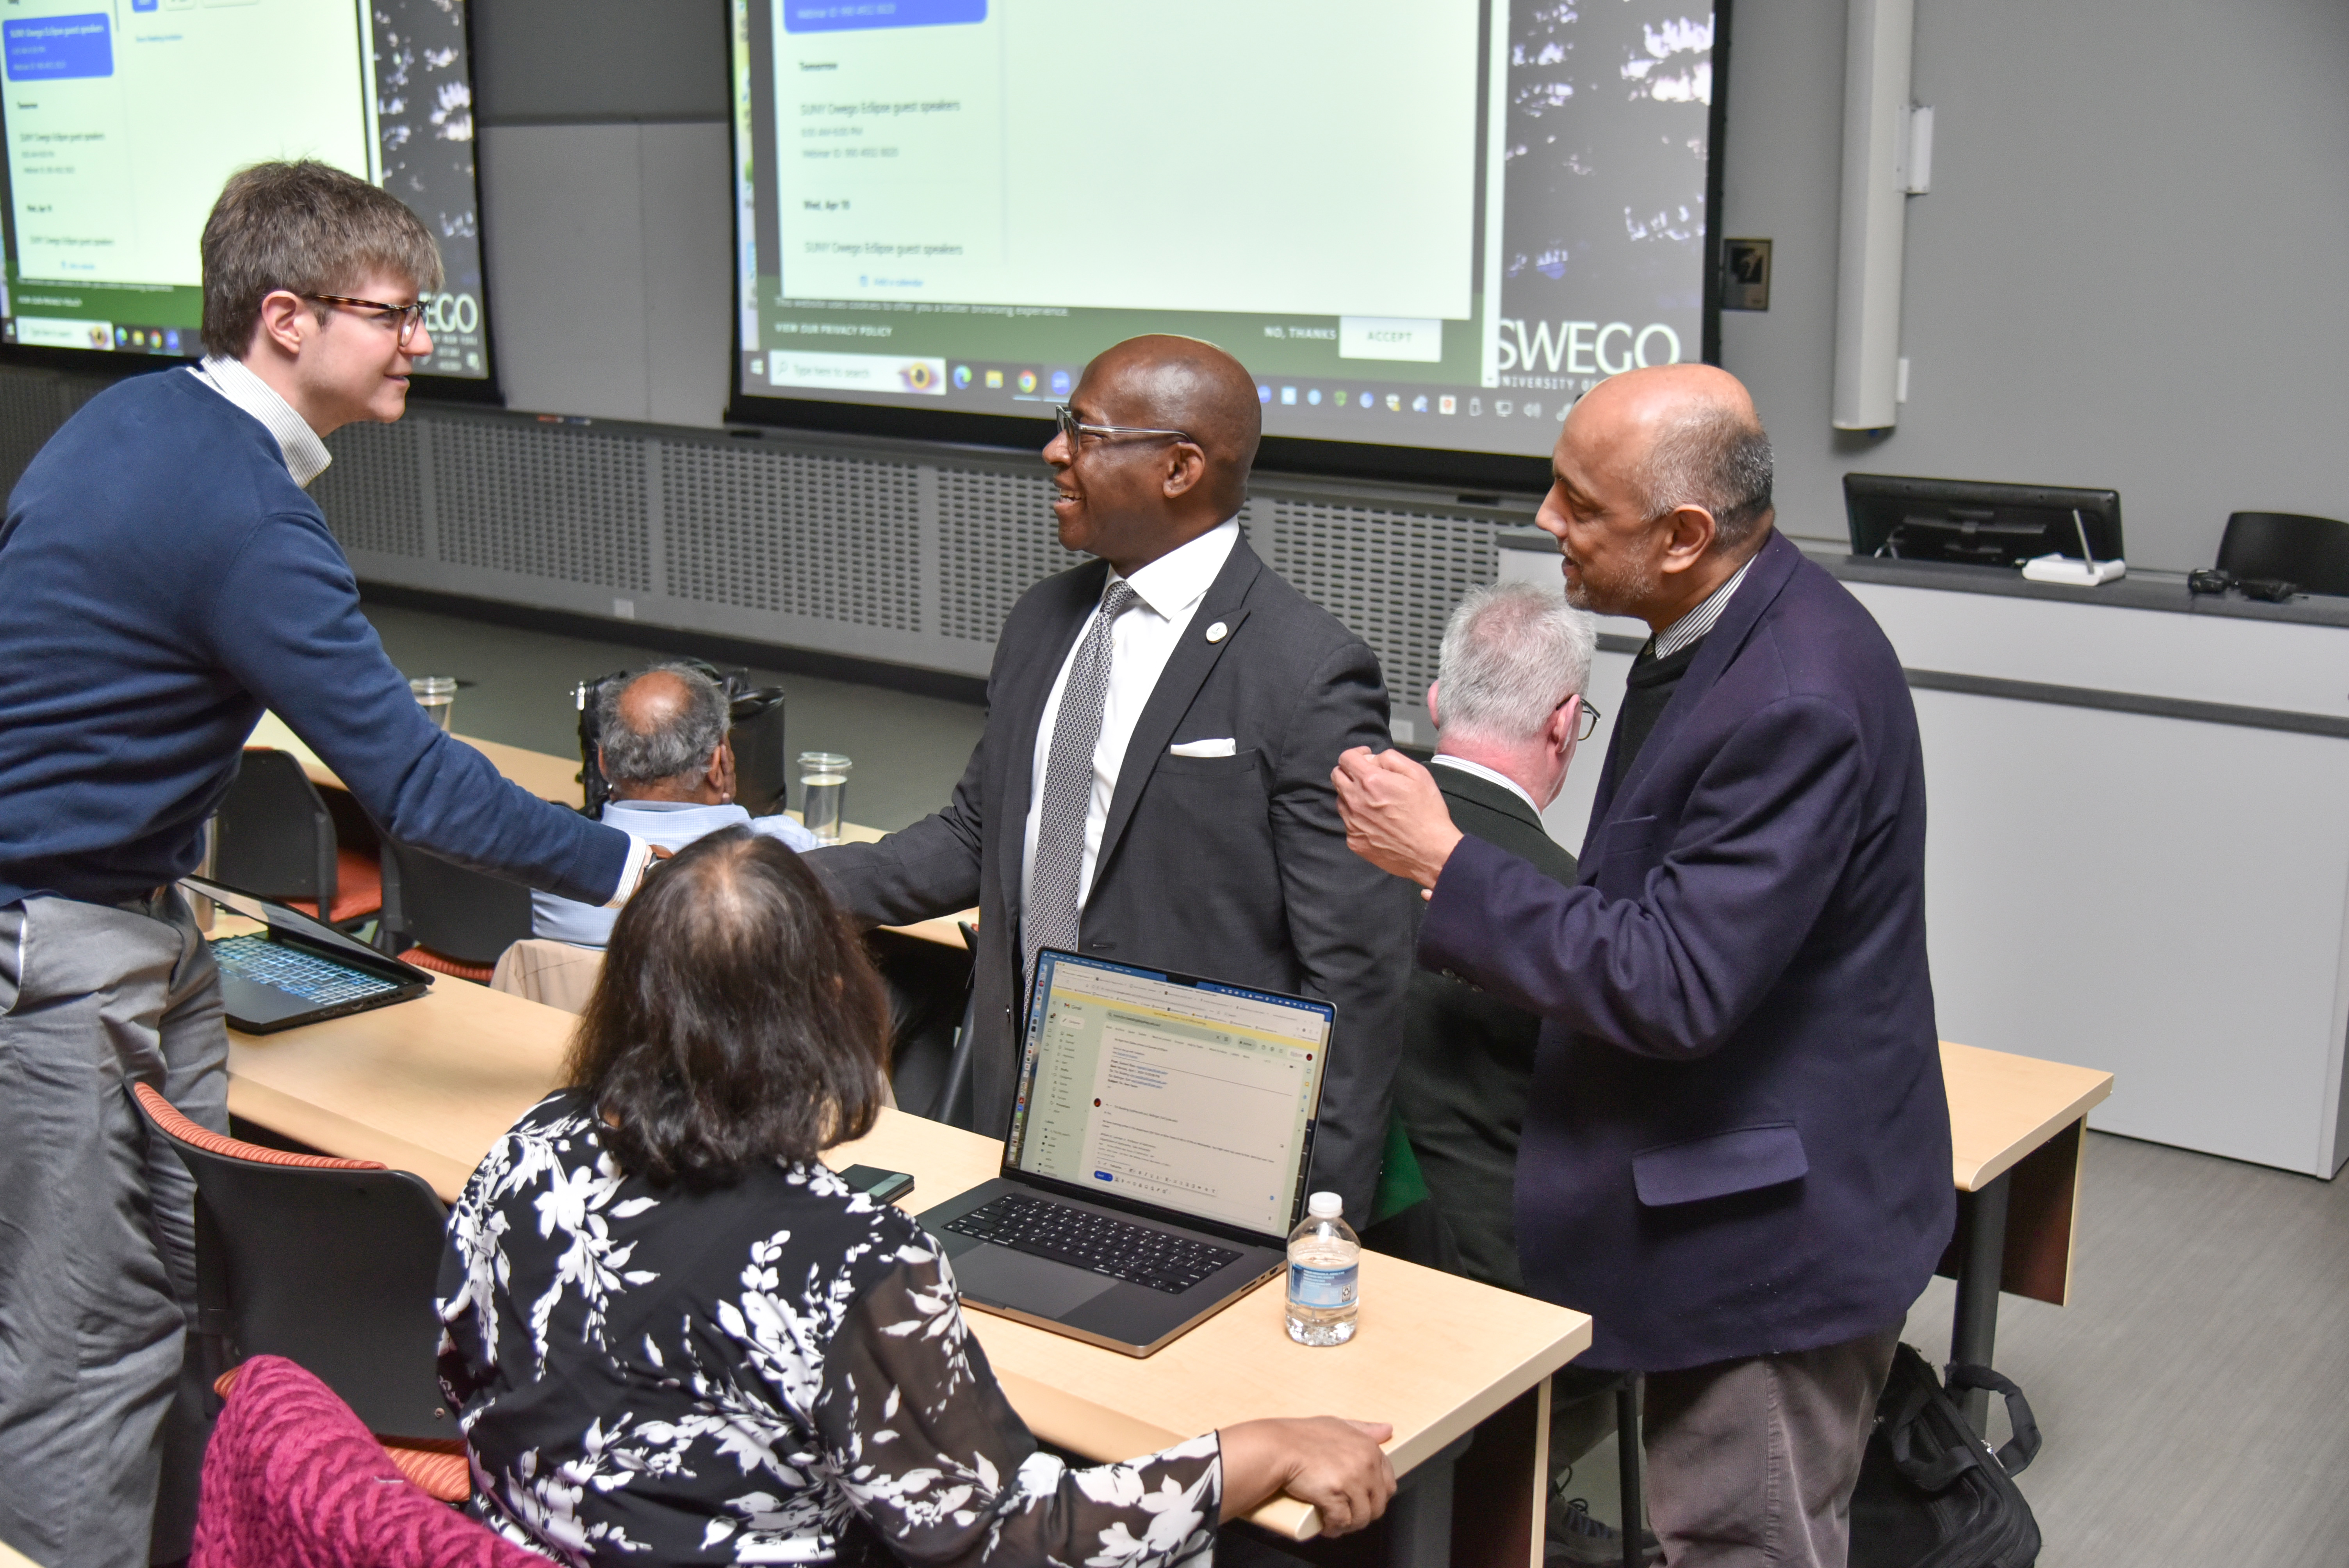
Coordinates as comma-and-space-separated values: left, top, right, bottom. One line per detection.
1204, 621, 1228, 643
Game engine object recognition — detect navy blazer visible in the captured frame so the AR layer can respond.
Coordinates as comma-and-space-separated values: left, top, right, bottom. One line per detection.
1418, 531, 1953, 1371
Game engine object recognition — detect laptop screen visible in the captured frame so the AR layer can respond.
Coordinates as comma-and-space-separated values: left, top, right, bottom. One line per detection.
1004, 951, 1332, 1238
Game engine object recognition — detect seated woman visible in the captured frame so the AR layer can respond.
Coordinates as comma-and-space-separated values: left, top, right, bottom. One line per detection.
439, 829, 1394, 1566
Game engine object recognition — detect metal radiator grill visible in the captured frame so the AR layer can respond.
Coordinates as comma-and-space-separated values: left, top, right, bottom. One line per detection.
0, 369, 115, 494
432, 422, 651, 591
1262, 498, 1495, 710
315, 421, 425, 559
935, 467, 1079, 642
667, 444, 922, 629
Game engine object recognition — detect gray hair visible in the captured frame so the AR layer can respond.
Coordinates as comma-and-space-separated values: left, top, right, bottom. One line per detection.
1636, 402, 1775, 549
599, 664, 729, 787
1435, 583, 1597, 745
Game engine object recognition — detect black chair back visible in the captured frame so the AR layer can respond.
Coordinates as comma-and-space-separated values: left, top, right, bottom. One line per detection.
729, 687, 789, 815
212, 749, 336, 908
2216, 512, 2349, 597
132, 1085, 454, 1443
379, 839, 536, 967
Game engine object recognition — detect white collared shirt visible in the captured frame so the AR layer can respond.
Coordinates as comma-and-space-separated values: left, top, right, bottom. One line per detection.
189, 355, 333, 488
1020, 517, 1242, 914
1429, 754, 1543, 818
1652, 554, 1754, 659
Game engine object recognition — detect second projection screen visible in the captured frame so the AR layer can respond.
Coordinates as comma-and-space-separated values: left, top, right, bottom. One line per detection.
731, 0, 1719, 459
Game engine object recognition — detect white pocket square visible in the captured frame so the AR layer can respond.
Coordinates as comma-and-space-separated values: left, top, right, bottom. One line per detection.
1169, 738, 1237, 758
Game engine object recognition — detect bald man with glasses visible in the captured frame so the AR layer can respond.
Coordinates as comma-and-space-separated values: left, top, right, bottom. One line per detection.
810, 334, 1415, 1222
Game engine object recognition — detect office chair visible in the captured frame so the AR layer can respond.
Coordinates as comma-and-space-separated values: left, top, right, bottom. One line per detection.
211, 748, 382, 928
2215, 512, 2349, 598
377, 838, 535, 981
130, 1083, 465, 1500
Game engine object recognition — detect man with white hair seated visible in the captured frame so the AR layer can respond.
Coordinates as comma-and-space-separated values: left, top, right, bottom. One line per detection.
532, 663, 819, 948
1401, 581, 1597, 1291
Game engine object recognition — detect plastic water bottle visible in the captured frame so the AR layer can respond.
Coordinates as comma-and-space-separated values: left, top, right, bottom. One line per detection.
1285, 1192, 1359, 1345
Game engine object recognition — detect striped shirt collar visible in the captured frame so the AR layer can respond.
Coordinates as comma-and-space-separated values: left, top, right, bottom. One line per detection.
1651, 553, 1755, 660
189, 356, 333, 488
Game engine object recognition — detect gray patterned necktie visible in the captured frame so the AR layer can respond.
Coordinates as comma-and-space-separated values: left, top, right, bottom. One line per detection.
1025, 579, 1140, 989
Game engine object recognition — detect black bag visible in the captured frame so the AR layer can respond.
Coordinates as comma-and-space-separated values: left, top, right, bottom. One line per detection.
1850, 1343, 2042, 1568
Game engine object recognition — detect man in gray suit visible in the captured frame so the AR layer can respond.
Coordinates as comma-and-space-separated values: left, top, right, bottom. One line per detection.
1400, 583, 1595, 1291
809, 335, 1413, 1219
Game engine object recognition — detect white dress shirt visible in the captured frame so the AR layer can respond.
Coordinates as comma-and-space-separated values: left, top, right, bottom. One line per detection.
1429, 754, 1543, 817
1020, 517, 1242, 915
188, 355, 333, 488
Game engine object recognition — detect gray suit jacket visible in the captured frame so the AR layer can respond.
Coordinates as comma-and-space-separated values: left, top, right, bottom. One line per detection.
808, 537, 1416, 1219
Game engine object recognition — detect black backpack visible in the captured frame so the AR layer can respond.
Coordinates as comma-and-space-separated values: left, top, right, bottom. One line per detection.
1850, 1343, 2042, 1568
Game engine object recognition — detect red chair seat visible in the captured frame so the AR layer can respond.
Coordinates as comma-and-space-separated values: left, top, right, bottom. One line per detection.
285, 847, 383, 925
398, 947, 497, 985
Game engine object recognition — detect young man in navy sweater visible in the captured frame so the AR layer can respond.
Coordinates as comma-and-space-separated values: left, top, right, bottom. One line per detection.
0, 162, 659, 1568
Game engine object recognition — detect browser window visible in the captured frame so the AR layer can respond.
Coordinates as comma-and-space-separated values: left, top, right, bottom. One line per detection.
1006, 955, 1329, 1237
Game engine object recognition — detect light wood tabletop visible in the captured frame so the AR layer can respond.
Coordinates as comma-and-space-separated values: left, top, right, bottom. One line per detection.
245, 715, 974, 950
225, 980, 1591, 1544
1939, 1039, 2114, 1192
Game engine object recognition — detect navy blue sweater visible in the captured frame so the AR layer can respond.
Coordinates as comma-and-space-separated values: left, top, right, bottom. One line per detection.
0, 368, 627, 909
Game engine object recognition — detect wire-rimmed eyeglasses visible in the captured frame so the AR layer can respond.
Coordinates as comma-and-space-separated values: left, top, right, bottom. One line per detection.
306, 293, 428, 348
1054, 403, 1194, 453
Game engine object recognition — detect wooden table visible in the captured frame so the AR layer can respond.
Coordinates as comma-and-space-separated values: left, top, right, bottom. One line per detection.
1935, 1039, 2115, 1430
247, 714, 974, 950
224, 978, 1589, 1566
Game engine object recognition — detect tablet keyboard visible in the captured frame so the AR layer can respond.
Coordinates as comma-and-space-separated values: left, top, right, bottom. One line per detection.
212, 935, 401, 1007
945, 1192, 1240, 1295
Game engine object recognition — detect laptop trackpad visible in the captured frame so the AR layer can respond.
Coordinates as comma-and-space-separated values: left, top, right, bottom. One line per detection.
954, 1245, 1119, 1317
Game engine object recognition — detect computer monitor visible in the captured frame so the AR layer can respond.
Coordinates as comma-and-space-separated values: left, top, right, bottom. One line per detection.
1844, 474, 2124, 569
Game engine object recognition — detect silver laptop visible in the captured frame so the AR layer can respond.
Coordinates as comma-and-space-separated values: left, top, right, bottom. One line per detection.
920, 948, 1333, 1356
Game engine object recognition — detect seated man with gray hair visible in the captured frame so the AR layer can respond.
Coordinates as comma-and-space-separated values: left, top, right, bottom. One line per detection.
533, 664, 819, 948
1398, 581, 1597, 1291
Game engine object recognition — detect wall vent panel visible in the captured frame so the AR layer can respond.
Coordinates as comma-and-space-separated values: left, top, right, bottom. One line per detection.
432, 422, 651, 591
936, 467, 1079, 642
667, 444, 921, 630
1262, 497, 1495, 711
315, 421, 425, 559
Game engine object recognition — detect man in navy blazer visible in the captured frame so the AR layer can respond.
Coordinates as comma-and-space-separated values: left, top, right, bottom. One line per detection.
1335, 365, 1952, 1568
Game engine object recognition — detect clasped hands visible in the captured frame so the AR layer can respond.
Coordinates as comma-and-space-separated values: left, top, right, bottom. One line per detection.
1332, 747, 1463, 893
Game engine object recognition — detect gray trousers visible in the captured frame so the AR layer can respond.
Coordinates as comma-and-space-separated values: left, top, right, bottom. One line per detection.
1642, 1327, 1900, 1568
0, 891, 227, 1568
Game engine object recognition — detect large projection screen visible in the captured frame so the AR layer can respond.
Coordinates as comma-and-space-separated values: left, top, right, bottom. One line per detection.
729, 0, 1727, 484
0, 0, 495, 391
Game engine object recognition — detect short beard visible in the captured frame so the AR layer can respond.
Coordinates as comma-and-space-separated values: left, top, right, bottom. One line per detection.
1565, 550, 1661, 619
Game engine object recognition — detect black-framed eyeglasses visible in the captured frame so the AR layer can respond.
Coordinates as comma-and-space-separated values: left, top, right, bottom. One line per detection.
1055, 404, 1193, 453
306, 293, 427, 348
1573, 697, 1603, 743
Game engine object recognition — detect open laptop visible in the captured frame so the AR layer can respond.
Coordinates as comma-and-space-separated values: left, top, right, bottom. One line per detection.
178, 873, 434, 1033
919, 948, 1333, 1357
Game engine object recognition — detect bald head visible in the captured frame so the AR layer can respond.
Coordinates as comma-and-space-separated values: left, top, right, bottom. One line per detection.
1045, 335, 1262, 573
1565, 364, 1774, 548
600, 664, 733, 803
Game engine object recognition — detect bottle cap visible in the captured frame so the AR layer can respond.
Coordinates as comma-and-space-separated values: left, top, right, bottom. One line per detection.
1306, 1192, 1343, 1219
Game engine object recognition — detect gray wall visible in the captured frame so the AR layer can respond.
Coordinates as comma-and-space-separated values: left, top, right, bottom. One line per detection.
1719, 0, 2349, 570
468, 0, 2349, 570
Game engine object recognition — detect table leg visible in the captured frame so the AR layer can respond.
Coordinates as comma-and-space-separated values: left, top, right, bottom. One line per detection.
1948, 1171, 2011, 1435
1384, 1432, 1473, 1568
1615, 1377, 1644, 1568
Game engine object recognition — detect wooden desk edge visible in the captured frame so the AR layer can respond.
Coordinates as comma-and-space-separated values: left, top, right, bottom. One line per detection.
1955, 1073, 2115, 1192
998, 1319, 1592, 1542
226, 1075, 477, 1202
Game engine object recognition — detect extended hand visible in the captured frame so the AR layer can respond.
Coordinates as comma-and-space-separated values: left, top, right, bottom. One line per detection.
1332, 747, 1463, 889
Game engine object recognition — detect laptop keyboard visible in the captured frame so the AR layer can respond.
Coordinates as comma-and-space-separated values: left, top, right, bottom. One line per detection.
211, 935, 401, 1007
945, 1193, 1241, 1295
